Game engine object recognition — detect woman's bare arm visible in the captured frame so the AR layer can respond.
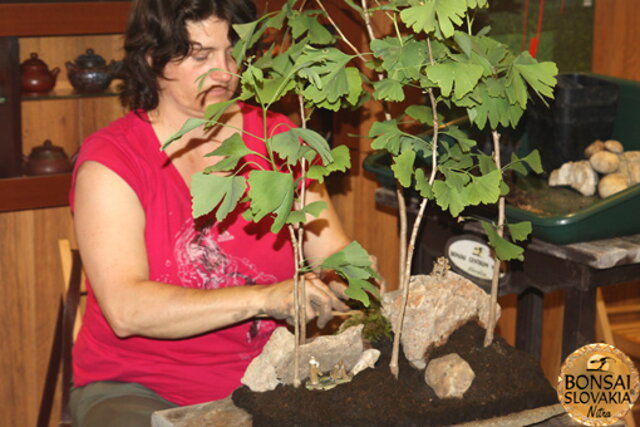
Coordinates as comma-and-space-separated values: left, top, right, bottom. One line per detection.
74, 161, 345, 339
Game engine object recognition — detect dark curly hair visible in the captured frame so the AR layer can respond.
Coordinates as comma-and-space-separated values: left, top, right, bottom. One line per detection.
119, 0, 256, 112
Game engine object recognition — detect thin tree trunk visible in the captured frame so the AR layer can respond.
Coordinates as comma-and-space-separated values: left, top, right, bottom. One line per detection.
358, 0, 408, 288
389, 39, 440, 378
484, 129, 504, 347
288, 226, 302, 387
297, 95, 308, 343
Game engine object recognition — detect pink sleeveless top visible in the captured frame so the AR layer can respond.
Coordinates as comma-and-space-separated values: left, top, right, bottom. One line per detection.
70, 103, 296, 405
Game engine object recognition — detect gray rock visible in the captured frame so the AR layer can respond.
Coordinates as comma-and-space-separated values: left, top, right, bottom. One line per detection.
241, 327, 294, 392
425, 353, 475, 399
241, 325, 365, 391
382, 272, 500, 369
276, 325, 364, 384
151, 396, 251, 427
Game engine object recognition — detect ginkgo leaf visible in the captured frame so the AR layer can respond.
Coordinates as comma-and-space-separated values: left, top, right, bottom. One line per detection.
271, 129, 302, 166
345, 67, 363, 106
462, 170, 501, 206
427, 62, 483, 99
290, 128, 332, 164
322, 240, 373, 269
432, 179, 466, 216
289, 12, 334, 44
373, 78, 405, 102
256, 75, 296, 106
344, 282, 371, 307
441, 127, 476, 152
512, 53, 558, 100
477, 152, 497, 174
205, 99, 237, 123
480, 220, 525, 261
286, 200, 328, 225
369, 119, 403, 154
506, 152, 529, 175
307, 145, 350, 183
247, 171, 294, 233
434, 0, 467, 38
191, 173, 246, 220
507, 221, 532, 242
401, 0, 468, 38
400, 2, 437, 35
371, 37, 427, 82
414, 168, 433, 198
391, 150, 416, 188
522, 149, 543, 174
162, 118, 206, 150
205, 133, 254, 161
405, 105, 435, 126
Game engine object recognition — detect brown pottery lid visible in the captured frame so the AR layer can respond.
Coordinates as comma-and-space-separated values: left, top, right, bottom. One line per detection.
73, 48, 106, 68
21, 53, 50, 71
29, 140, 69, 160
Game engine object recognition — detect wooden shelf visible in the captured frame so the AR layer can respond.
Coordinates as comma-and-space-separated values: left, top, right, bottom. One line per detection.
0, 173, 71, 212
0, 2, 131, 37
21, 87, 119, 101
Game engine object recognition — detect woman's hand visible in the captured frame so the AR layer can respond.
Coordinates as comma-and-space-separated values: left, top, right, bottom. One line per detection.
260, 273, 349, 328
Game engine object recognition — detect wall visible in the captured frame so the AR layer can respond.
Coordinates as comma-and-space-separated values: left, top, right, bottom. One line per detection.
592, 0, 640, 80
1, 34, 124, 427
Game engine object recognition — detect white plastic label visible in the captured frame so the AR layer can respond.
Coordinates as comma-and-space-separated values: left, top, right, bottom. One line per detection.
446, 239, 495, 281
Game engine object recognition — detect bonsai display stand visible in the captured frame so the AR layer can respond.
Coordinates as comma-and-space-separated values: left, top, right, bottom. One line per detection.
375, 187, 640, 361
151, 399, 623, 426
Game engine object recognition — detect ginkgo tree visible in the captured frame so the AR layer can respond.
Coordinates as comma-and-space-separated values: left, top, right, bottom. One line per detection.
166, 0, 558, 383
163, 2, 380, 388
360, 0, 557, 373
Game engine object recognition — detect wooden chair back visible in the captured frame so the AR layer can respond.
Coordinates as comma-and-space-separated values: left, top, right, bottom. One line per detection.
37, 239, 86, 427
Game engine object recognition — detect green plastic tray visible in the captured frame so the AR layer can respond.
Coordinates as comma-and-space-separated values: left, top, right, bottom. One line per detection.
363, 150, 640, 245
364, 73, 640, 245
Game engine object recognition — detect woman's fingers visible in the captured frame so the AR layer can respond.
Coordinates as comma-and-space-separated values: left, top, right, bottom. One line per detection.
303, 274, 348, 328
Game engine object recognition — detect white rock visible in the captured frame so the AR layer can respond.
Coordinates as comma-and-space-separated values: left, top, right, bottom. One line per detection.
382, 272, 500, 369
241, 327, 294, 392
425, 353, 475, 399
276, 325, 364, 384
548, 160, 598, 196
350, 348, 381, 376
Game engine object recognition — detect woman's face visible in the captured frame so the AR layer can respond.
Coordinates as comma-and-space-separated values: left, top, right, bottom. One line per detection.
158, 16, 239, 117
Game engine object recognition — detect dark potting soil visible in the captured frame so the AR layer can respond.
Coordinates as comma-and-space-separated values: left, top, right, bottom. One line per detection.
506, 174, 599, 216
232, 321, 558, 426
233, 322, 558, 427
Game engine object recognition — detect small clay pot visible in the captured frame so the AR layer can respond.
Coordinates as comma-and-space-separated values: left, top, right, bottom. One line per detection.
21, 53, 60, 95
65, 48, 122, 93
23, 140, 73, 176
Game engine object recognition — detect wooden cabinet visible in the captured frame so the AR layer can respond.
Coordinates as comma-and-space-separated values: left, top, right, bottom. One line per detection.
0, 3, 129, 426
0, 2, 130, 211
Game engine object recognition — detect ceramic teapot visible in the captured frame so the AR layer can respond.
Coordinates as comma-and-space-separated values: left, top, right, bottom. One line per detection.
23, 140, 73, 176
66, 48, 122, 93
20, 53, 60, 95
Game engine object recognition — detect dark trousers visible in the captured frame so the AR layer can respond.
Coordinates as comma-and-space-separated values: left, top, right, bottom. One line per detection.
70, 381, 178, 427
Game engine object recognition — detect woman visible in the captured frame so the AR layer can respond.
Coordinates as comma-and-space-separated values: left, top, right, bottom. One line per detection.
70, 0, 356, 424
